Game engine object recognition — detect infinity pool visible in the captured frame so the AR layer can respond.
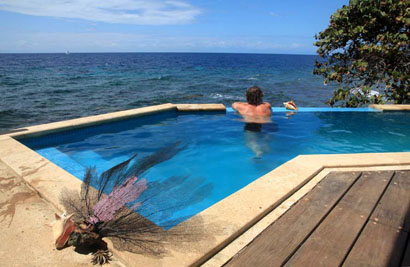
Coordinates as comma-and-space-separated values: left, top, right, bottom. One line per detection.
20, 108, 410, 228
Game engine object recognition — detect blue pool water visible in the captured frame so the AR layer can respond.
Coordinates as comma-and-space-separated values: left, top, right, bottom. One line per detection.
20, 109, 410, 228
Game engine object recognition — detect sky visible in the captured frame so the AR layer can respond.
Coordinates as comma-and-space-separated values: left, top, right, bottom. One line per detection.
0, 0, 348, 54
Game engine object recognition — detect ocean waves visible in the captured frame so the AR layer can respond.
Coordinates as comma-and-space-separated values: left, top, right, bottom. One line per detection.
0, 53, 334, 130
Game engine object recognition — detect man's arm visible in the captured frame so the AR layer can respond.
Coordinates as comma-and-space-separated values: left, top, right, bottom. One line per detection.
232, 102, 246, 112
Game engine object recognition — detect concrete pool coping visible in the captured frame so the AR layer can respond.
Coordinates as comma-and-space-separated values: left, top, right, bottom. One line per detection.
369, 104, 410, 111
0, 103, 409, 266
2, 103, 226, 139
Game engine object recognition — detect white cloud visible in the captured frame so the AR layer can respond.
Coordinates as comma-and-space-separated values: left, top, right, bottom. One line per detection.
269, 12, 279, 17
0, 0, 201, 25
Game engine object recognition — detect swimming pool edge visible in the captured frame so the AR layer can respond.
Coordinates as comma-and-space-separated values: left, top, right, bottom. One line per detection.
5, 103, 178, 139
1, 104, 409, 266
1, 135, 409, 266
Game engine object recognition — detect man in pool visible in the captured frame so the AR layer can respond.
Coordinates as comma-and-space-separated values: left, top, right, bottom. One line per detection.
232, 86, 272, 158
232, 86, 272, 126
232, 86, 271, 120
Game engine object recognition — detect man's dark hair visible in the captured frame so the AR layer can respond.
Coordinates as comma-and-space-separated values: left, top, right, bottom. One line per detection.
246, 86, 264, 105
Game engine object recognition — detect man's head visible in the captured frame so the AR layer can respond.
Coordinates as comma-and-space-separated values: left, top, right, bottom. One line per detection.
246, 86, 264, 105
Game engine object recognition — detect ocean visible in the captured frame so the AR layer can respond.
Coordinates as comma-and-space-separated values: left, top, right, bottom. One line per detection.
0, 53, 334, 131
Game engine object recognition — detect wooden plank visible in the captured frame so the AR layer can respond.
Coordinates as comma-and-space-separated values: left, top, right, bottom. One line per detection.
226, 171, 361, 267
343, 170, 410, 267
284, 171, 394, 267
371, 170, 410, 232
402, 238, 410, 267
343, 221, 408, 267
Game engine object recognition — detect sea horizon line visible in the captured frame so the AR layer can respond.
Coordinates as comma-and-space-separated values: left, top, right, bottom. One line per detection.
0, 51, 317, 56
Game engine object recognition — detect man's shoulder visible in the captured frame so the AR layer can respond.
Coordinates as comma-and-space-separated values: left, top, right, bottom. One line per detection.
255, 102, 272, 115
232, 102, 249, 110
262, 102, 271, 107
256, 102, 271, 110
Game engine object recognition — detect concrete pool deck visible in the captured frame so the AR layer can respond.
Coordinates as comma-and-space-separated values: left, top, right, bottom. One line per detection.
369, 104, 410, 111
0, 161, 125, 267
0, 103, 409, 266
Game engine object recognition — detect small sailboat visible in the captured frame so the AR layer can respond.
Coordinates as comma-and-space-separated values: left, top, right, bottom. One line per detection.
65, 50, 70, 55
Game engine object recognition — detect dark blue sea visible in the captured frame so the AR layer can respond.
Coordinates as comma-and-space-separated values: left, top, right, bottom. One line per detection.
0, 53, 334, 131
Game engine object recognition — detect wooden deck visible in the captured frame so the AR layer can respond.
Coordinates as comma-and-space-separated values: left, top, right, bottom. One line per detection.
225, 170, 410, 267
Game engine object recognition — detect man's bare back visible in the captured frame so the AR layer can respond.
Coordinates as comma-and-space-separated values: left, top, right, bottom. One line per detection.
232, 102, 271, 117
232, 102, 271, 123
232, 86, 272, 123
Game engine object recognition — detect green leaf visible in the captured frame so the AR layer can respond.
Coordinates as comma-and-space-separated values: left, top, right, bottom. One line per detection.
313, 0, 410, 106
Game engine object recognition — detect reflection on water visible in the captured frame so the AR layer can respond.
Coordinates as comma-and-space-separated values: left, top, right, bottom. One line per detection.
243, 122, 278, 158
139, 175, 213, 229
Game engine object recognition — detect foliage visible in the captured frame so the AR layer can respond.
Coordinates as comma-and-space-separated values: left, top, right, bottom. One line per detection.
59, 140, 211, 259
314, 0, 409, 107
60, 142, 185, 255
